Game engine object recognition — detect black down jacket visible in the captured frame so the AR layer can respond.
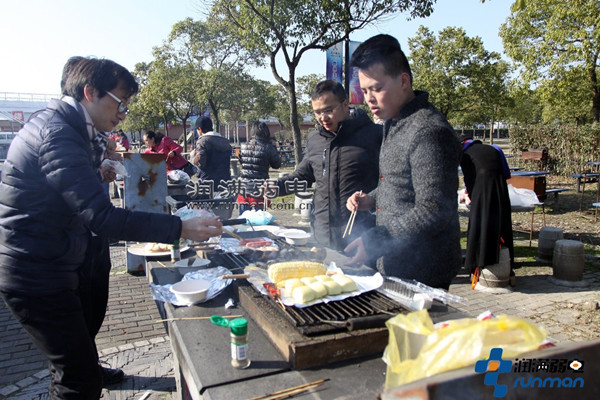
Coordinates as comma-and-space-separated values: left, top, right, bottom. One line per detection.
239, 137, 281, 180
0, 99, 181, 295
194, 134, 232, 186
276, 108, 382, 250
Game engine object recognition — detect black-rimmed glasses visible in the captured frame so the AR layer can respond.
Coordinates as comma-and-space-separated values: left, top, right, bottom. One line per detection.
105, 91, 130, 115
313, 102, 342, 118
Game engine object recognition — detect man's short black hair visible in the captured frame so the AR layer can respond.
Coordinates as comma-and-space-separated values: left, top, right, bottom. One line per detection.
350, 34, 413, 83
62, 57, 139, 101
311, 80, 347, 103
195, 116, 213, 132
60, 56, 85, 94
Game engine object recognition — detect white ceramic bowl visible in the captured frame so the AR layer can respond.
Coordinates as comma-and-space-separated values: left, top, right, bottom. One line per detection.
170, 279, 211, 304
281, 229, 311, 246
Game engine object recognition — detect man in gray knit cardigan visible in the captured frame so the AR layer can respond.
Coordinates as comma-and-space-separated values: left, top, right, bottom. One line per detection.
345, 34, 462, 289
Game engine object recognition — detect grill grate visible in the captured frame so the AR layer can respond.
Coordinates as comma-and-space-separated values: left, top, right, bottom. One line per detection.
208, 243, 409, 336
271, 291, 407, 336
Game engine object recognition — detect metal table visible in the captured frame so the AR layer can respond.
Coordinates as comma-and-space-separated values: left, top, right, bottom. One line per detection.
148, 244, 466, 400
149, 263, 388, 400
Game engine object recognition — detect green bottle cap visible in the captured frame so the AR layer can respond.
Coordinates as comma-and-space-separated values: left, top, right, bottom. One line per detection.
210, 315, 230, 327
229, 318, 248, 336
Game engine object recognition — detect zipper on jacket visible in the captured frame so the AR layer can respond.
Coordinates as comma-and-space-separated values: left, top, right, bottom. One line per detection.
322, 148, 327, 177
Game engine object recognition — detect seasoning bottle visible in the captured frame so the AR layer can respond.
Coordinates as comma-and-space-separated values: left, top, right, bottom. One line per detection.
229, 318, 251, 369
170, 239, 180, 263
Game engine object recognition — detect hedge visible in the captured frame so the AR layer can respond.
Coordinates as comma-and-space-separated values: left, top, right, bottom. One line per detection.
509, 124, 600, 176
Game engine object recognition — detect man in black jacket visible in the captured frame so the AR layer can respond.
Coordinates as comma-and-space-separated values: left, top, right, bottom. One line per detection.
0, 57, 222, 399
275, 80, 382, 251
193, 116, 232, 193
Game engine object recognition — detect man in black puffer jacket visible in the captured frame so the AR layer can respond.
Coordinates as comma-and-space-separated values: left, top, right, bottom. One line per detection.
193, 116, 232, 191
275, 80, 382, 251
0, 57, 222, 399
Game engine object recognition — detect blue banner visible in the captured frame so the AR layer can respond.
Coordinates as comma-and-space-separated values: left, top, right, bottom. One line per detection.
326, 42, 343, 84
348, 41, 364, 105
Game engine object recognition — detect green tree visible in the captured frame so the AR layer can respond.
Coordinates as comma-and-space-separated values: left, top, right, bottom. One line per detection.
499, 0, 600, 122
504, 80, 543, 126
210, 0, 436, 164
165, 18, 262, 133
409, 26, 509, 140
297, 73, 325, 119
121, 62, 174, 135
148, 55, 202, 152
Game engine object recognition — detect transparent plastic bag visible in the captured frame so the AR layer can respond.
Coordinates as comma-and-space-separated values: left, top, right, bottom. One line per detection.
508, 184, 541, 207
167, 169, 190, 184
383, 309, 546, 389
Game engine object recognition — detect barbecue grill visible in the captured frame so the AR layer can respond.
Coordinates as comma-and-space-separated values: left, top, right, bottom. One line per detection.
205, 232, 412, 368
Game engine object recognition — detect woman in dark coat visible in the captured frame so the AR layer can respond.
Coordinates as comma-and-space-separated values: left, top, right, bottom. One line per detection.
459, 135, 514, 280
238, 121, 281, 210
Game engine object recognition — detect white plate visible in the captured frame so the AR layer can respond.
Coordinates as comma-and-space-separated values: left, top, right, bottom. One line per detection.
173, 258, 211, 268
277, 228, 310, 238
127, 244, 190, 257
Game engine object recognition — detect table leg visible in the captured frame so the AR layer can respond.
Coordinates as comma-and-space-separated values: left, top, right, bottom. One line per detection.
579, 179, 586, 211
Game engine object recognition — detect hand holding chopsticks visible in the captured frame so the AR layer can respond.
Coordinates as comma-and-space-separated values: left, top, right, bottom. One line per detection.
343, 190, 362, 238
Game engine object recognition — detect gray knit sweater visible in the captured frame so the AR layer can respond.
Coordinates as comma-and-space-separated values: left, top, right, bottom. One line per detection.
361, 91, 462, 289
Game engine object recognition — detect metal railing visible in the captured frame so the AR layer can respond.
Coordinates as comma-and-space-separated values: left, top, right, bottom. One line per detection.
0, 92, 59, 102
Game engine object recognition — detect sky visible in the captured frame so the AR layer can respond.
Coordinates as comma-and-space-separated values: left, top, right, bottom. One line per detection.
0, 0, 512, 95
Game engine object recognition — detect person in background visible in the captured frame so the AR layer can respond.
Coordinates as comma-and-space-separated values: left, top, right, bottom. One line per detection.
237, 121, 281, 211
143, 130, 195, 177
117, 130, 130, 151
345, 34, 462, 289
0, 56, 222, 399
193, 116, 232, 191
459, 133, 515, 286
274, 80, 382, 251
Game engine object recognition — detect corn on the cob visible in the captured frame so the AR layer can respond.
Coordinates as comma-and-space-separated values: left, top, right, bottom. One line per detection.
267, 261, 327, 284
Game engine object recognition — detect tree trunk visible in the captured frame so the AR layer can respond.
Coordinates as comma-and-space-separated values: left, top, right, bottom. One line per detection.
209, 100, 220, 133
245, 118, 250, 143
590, 66, 599, 122
182, 117, 188, 153
284, 79, 302, 164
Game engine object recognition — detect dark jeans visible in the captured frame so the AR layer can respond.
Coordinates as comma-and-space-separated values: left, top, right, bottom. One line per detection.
0, 290, 102, 399
0, 236, 112, 399
81, 236, 111, 341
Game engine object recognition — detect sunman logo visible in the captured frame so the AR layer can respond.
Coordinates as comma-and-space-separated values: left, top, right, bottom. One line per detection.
474, 348, 512, 397
475, 347, 585, 397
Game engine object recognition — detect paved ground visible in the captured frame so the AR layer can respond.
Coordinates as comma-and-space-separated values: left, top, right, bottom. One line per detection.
1, 201, 599, 399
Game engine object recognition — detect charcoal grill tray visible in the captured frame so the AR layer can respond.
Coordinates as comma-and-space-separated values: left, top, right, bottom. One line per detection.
207, 240, 409, 336
266, 289, 406, 336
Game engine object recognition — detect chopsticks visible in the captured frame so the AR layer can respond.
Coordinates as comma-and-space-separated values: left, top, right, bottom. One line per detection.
155, 315, 242, 323
221, 274, 250, 280
342, 209, 357, 238
222, 229, 244, 241
343, 191, 361, 238
246, 379, 330, 400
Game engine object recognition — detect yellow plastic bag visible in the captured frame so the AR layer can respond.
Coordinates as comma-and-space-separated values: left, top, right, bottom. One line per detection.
382, 309, 546, 389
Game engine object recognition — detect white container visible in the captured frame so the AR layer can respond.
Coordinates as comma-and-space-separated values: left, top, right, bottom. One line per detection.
280, 229, 311, 246
294, 192, 312, 210
170, 279, 211, 304
300, 199, 312, 221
